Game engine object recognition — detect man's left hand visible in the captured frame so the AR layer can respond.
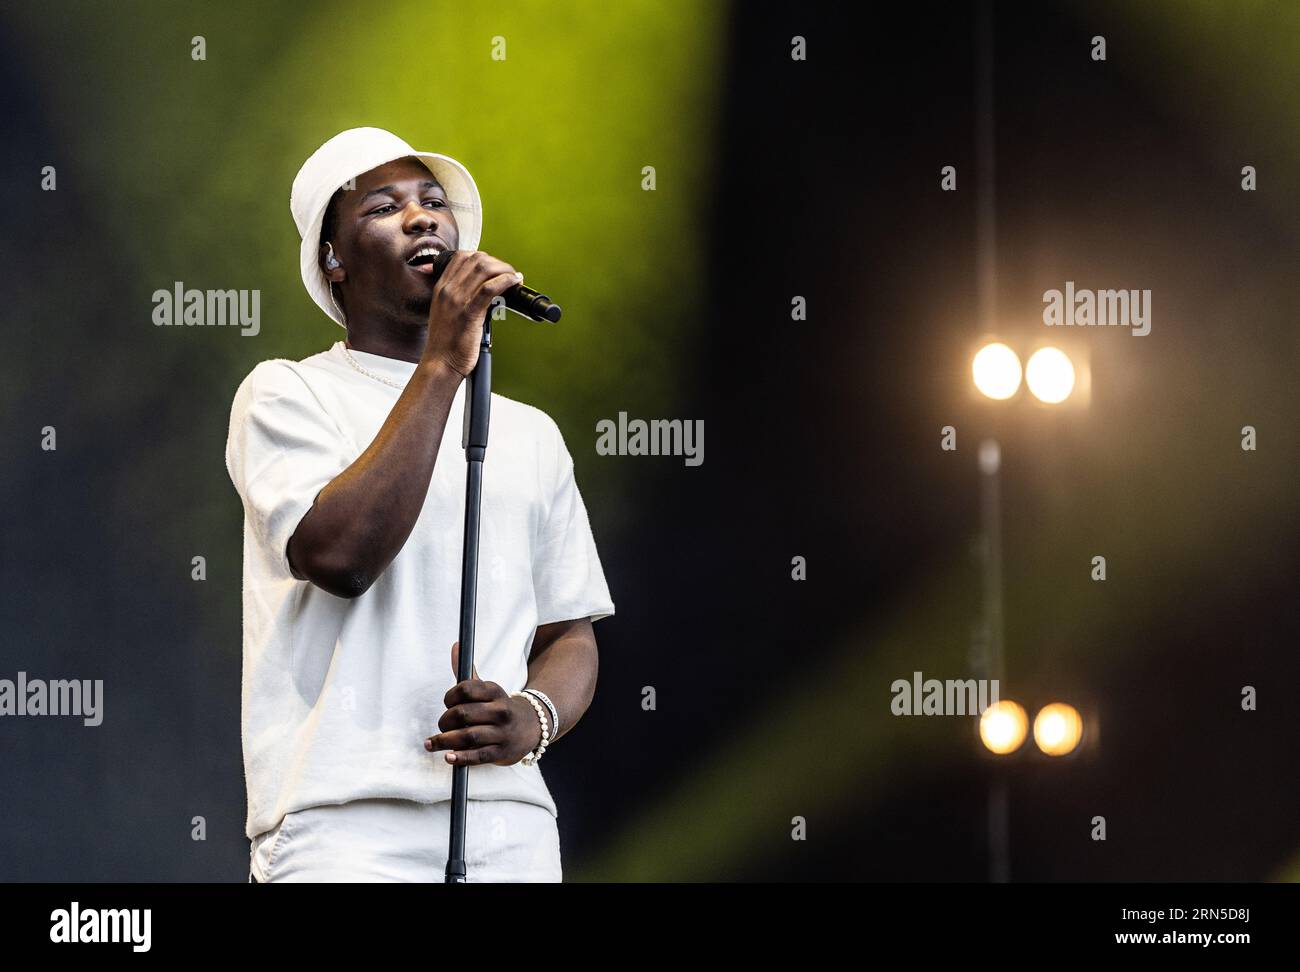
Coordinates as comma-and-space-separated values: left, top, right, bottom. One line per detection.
425, 640, 541, 766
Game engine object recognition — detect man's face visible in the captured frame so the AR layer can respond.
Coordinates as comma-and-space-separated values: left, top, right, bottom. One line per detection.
324, 156, 460, 323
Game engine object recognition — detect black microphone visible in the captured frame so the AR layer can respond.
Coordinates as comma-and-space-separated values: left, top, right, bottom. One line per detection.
428, 249, 562, 323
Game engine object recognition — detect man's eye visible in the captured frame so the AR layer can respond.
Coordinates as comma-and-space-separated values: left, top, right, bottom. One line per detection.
370, 204, 396, 215
423, 199, 447, 209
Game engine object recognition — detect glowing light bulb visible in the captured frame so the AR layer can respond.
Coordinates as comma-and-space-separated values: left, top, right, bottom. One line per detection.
1033, 703, 1083, 756
972, 342, 1023, 400
1025, 347, 1076, 404
980, 700, 1028, 754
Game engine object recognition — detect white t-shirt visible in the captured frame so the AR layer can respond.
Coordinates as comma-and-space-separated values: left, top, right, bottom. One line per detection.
224, 340, 615, 841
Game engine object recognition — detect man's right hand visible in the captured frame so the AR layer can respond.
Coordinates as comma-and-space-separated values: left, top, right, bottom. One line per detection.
421, 250, 521, 377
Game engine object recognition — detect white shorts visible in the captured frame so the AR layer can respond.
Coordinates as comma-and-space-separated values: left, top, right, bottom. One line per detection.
249, 798, 562, 883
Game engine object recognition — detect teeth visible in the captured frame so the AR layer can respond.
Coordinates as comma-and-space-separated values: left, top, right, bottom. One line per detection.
408, 246, 440, 264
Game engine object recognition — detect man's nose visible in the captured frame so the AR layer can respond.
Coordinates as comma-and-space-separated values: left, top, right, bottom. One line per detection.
403, 201, 439, 233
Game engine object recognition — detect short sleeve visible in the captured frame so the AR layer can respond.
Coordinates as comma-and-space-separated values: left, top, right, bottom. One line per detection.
532, 419, 616, 625
225, 362, 353, 577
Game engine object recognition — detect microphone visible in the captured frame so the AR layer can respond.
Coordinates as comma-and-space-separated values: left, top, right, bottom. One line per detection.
429, 250, 562, 323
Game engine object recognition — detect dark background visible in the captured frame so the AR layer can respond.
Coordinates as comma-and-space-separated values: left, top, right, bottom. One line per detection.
1, 0, 1297, 881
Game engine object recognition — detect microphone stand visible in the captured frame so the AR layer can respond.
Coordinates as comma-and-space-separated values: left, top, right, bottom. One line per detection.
445, 315, 492, 884
441, 268, 561, 883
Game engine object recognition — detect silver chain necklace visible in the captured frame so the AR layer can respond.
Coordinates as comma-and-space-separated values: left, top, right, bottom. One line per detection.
340, 343, 407, 390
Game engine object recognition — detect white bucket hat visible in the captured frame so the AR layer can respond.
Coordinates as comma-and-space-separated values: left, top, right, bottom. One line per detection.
290, 126, 483, 328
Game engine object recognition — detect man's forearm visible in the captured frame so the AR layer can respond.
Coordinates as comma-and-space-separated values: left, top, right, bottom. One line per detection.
287, 357, 464, 597
522, 618, 599, 743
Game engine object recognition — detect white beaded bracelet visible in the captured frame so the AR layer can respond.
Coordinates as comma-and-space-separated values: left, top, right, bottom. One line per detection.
511, 690, 550, 765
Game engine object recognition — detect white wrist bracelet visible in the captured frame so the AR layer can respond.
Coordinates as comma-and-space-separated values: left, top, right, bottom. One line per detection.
521, 688, 560, 740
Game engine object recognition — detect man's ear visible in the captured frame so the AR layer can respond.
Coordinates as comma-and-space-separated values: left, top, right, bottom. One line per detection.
319, 243, 346, 283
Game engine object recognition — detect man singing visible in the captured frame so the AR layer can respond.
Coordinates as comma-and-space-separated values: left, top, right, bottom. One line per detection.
224, 127, 615, 882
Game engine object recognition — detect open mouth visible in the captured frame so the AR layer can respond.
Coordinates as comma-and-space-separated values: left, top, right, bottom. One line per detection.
406, 245, 443, 274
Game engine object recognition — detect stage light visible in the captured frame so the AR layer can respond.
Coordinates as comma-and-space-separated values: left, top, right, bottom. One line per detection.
972, 342, 1022, 400
1033, 703, 1083, 756
1025, 347, 1076, 404
979, 700, 1028, 754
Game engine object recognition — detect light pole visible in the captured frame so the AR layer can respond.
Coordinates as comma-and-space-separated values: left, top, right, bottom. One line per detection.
977, 436, 1010, 883
971, 339, 1083, 883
